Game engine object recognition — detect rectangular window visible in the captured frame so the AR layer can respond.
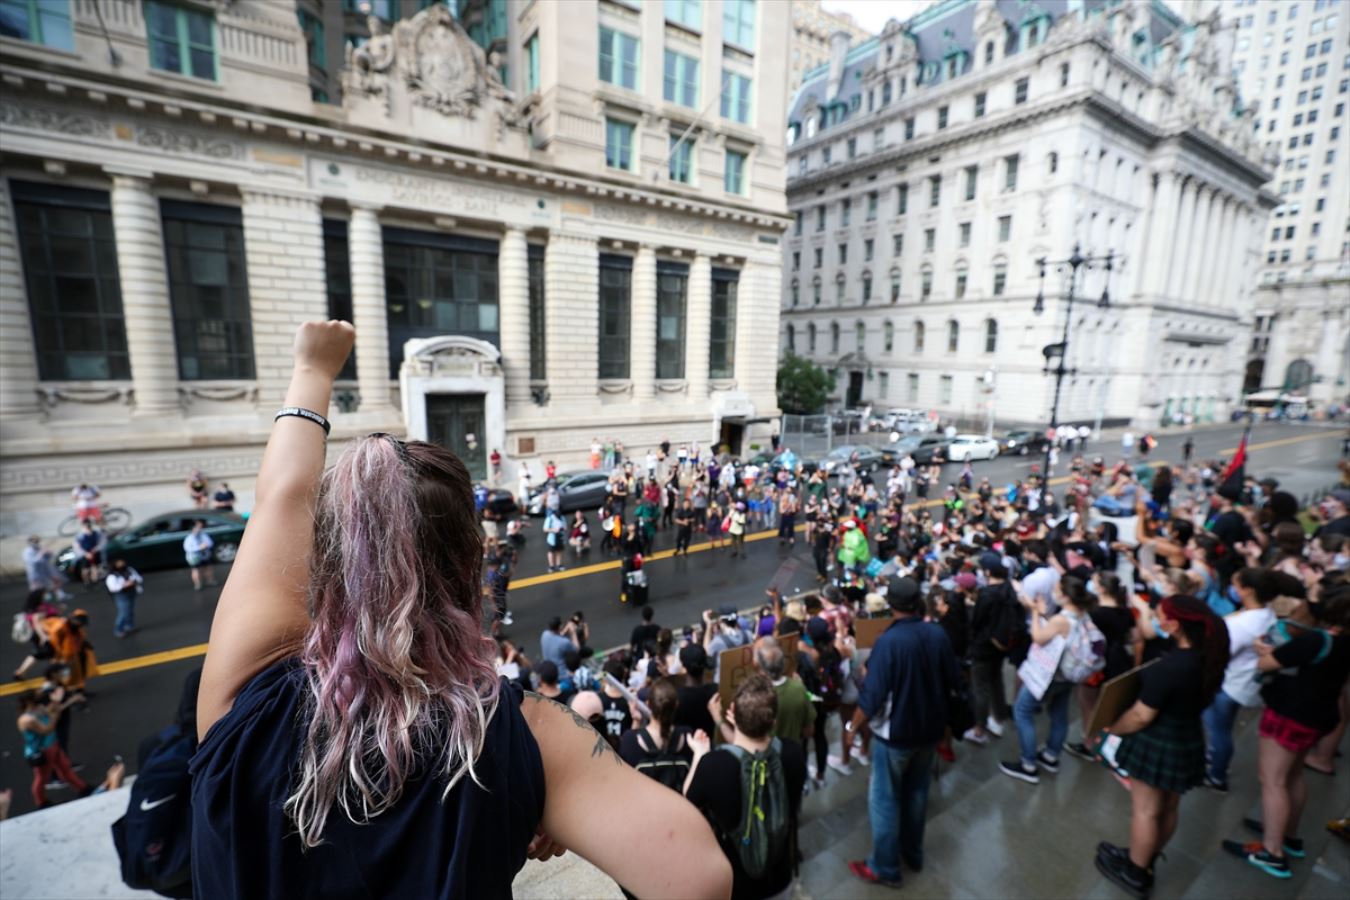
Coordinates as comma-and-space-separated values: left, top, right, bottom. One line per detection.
835, 281, 845, 304
792, 251, 800, 271
955, 272, 967, 298
939, 374, 952, 405
527, 245, 545, 381
822, 146, 832, 164
1014, 77, 1029, 105
964, 165, 977, 201
937, 105, 948, 129
669, 135, 694, 183
890, 272, 900, 302
598, 254, 632, 379
929, 175, 941, 207
862, 276, 872, 302
993, 263, 1007, 296
709, 269, 738, 378
841, 197, 851, 226
873, 127, 885, 150
721, 70, 752, 123
893, 233, 903, 255
605, 118, 635, 170
812, 282, 821, 305
813, 247, 822, 267
723, 0, 755, 49
724, 148, 747, 194
896, 182, 908, 215
866, 191, 877, 220
907, 373, 919, 402
11, 181, 128, 380
878, 371, 888, 398
838, 243, 847, 264
1060, 62, 1069, 87
1004, 153, 1019, 190
0, 0, 74, 50
794, 212, 802, 236
322, 219, 356, 381
383, 228, 499, 377
598, 27, 639, 89
998, 215, 1012, 242
664, 0, 701, 31
904, 117, 915, 140
161, 200, 253, 380
882, 80, 892, 104
959, 221, 971, 247
655, 262, 688, 379
847, 137, 857, 159
525, 32, 539, 92
298, 8, 325, 71
864, 238, 873, 261
921, 271, 932, 300
146, 0, 217, 80
664, 50, 699, 107
974, 92, 986, 118
924, 228, 935, 253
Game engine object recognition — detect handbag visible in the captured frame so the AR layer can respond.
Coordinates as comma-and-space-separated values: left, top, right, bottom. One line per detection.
1016, 616, 1066, 701
948, 675, 976, 739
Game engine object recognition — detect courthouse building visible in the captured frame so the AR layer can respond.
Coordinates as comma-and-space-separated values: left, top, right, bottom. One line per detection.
780, 0, 1277, 429
0, 0, 789, 537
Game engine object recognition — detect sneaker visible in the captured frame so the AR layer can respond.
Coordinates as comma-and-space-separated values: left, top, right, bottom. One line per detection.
1036, 751, 1060, 774
1095, 843, 1154, 899
962, 728, 989, 746
556, 565, 566, 572
853, 751, 870, 766
827, 754, 853, 776
999, 759, 1039, 785
500, 613, 514, 626
1203, 775, 1229, 794
986, 716, 1005, 738
1221, 840, 1291, 879
848, 860, 902, 889
1064, 741, 1095, 761
1242, 818, 1304, 858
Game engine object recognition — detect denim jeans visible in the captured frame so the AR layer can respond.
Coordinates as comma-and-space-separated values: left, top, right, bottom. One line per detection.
1093, 496, 1131, 516
1202, 689, 1241, 782
113, 590, 135, 635
1013, 681, 1072, 767
867, 739, 937, 883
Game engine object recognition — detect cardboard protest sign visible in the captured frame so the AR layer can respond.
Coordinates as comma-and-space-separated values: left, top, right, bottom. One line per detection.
717, 632, 798, 711
854, 614, 895, 649
1087, 659, 1160, 739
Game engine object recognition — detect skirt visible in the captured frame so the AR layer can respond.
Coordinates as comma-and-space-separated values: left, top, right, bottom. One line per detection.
1114, 712, 1205, 793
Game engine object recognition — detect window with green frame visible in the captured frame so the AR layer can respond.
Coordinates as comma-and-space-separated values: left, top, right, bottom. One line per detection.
723, 0, 755, 50
724, 149, 747, 194
321, 219, 356, 380
721, 70, 751, 123
709, 269, 738, 378
669, 135, 694, 183
605, 117, 634, 170
0, 0, 74, 51
598, 255, 631, 379
664, 0, 700, 31
598, 26, 638, 90
663, 50, 699, 107
655, 262, 688, 379
145, 1, 216, 80
297, 8, 324, 71
525, 32, 539, 92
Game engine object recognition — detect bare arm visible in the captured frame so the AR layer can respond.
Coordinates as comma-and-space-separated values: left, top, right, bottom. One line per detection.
197, 321, 355, 741
524, 694, 731, 899
1106, 699, 1158, 737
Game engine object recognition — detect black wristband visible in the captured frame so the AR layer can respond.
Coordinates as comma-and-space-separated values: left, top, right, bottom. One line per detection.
274, 406, 331, 436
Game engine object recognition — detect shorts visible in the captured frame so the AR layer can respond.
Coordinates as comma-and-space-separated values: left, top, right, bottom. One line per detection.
482, 519, 500, 539
186, 551, 210, 568
1258, 708, 1324, 754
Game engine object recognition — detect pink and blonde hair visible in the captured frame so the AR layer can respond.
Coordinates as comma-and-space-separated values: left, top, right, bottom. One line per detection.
285, 436, 499, 847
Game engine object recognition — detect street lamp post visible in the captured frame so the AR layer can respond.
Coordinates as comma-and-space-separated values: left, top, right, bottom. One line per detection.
1033, 244, 1114, 489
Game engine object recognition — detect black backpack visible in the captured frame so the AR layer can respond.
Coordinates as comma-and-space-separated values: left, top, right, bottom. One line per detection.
989, 583, 1028, 657
633, 728, 691, 792
111, 726, 196, 898
816, 644, 843, 706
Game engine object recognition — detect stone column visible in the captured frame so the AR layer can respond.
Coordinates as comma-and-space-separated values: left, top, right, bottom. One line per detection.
0, 178, 42, 422
1164, 178, 1197, 301
108, 172, 181, 416
1183, 186, 1214, 304
1218, 203, 1247, 310
1211, 198, 1235, 307
348, 203, 392, 412
498, 226, 532, 408
686, 253, 712, 399
544, 231, 598, 403
1142, 171, 1179, 299
631, 244, 657, 400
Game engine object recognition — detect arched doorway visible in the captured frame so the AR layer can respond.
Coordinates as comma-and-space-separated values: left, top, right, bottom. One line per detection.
1243, 358, 1265, 395
1284, 358, 1314, 392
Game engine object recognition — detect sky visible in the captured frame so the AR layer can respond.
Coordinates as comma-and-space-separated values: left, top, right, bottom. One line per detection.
820, 0, 939, 34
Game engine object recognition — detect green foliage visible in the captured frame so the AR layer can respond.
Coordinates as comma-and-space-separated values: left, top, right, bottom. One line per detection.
776, 351, 835, 414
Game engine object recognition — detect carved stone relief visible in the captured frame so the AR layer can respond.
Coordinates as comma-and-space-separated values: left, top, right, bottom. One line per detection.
0, 103, 111, 137
135, 124, 244, 159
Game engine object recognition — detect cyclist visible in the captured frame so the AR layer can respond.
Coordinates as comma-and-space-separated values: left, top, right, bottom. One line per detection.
70, 484, 102, 524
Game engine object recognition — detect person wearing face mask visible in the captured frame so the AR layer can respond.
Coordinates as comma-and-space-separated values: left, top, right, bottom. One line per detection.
1200, 567, 1277, 794
104, 559, 144, 639
1094, 595, 1230, 898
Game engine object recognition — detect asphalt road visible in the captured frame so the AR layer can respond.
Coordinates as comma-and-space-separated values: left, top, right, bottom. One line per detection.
0, 420, 1343, 816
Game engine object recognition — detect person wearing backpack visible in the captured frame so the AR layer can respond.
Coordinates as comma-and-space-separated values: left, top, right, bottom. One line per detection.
619, 678, 692, 793
685, 673, 806, 900
1000, 576, 1103, 785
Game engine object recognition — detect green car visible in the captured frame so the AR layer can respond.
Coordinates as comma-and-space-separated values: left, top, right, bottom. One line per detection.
58, 509, 246, 574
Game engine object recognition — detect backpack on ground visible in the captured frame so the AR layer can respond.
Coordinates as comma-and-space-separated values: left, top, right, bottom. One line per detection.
722, 739, 791, 882
111, 726, 196, 899
11, 613, 33, 644
633, 728, 690, 792
1058, 613, 1107, 684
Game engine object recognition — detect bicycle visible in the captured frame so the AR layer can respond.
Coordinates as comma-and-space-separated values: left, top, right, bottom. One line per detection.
57, 505, 132, 538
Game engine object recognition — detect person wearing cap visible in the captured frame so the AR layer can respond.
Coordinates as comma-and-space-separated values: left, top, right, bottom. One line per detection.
837, 519, 871, 581
704, 604, 753, 681
727, 502, 748, 559
846, 576, 960, 889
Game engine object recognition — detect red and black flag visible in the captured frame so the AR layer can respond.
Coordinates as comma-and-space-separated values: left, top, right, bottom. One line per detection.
1216, 427, 1249, 501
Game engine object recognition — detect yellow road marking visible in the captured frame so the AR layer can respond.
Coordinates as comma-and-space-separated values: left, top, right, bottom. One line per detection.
1223, 430, 1339, 455
0, 642, 208, 697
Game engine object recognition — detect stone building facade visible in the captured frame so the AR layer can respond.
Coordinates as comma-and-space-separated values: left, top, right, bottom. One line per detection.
780, 0, 1277, 430
789, 0, 873, 90
0, 0, 789, 539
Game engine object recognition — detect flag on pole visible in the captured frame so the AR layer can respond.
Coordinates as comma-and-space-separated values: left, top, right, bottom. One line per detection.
1216, 426, 1249, 501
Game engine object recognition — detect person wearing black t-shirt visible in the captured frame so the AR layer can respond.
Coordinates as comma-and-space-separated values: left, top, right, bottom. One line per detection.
1096, 595, 1229, 898
629, 606, 660, 657
674, 644, 718, 736
1221, 581, 1350, 880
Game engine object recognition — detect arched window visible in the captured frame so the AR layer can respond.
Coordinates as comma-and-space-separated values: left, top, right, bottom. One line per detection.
920, 264, 933, 301
914, 320, 925, 353
808, 322, 817, 352
984, 41, 994, 65
812, 276, 822, 305
861, 272, 873, 303
955, 262, 968, 299
855, 320, 866, 351
984, 318, 998, 353
883, 320, 894, 353
830, 322, 841, 354
890, 269, 901, 302
947, 319, 959, 353
1285, 358, 1314, 390
786, 324, 795, 352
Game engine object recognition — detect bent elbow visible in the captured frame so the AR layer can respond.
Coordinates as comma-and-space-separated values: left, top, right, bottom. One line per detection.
687, 854, 733, 900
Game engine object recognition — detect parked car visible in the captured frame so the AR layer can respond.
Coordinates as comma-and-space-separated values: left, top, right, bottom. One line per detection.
1002, 429, 1050, 456
819, 444, 884, 475
57, 509, 246, 575
884, 408, 937, 435
946, 434, 1001, 462
889, 434, 953, 465
525, 471, 611, 515
481, 488, 518, 519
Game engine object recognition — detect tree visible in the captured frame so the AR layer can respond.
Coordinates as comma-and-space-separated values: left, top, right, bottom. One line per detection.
777, 351, 835, 414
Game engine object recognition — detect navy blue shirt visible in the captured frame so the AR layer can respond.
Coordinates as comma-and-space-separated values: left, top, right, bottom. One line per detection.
857, 616, 960, 749
190, 661, 544, 899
